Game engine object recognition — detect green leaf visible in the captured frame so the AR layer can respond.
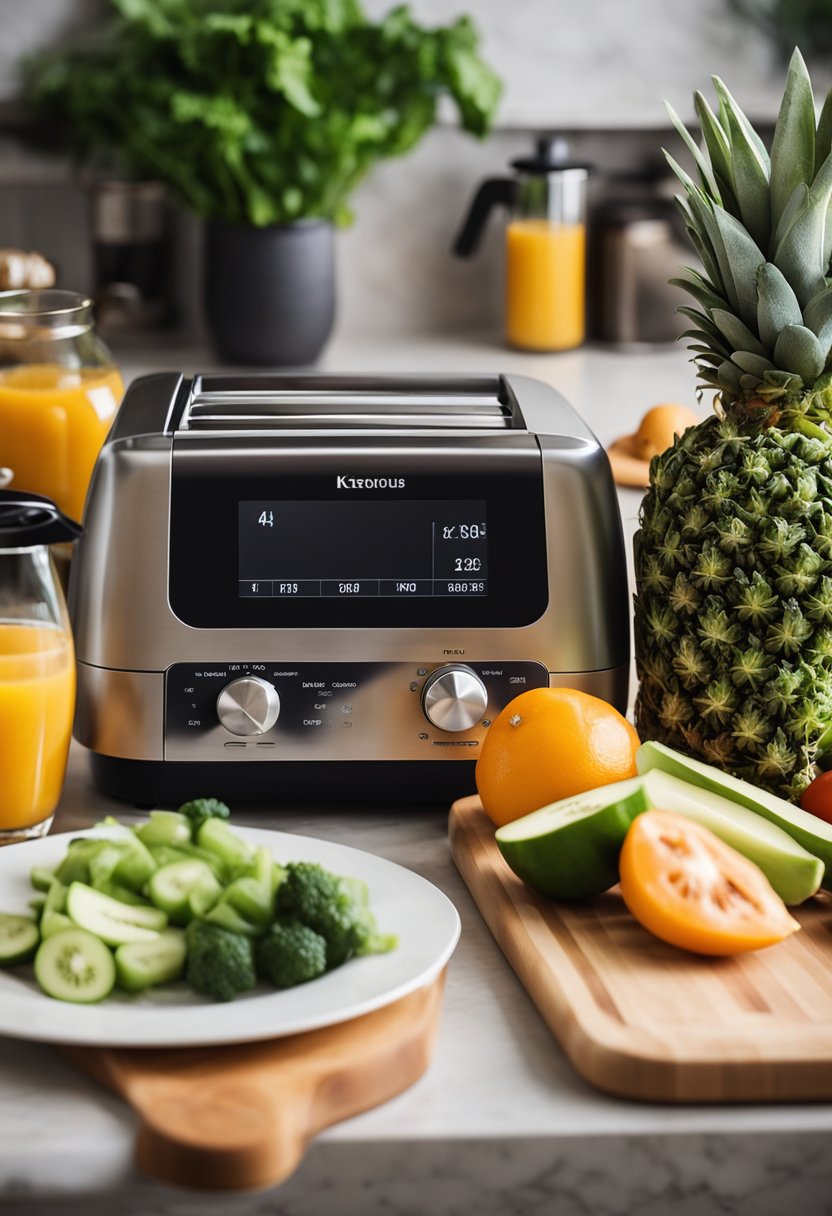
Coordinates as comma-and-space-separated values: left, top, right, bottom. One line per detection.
770, 48, 816, 230
740, 372, 763, 392
712, 78, 771, 249
711, 307, 767, 357
718, 359, 744, 392
817, 88, 832, 170
803, 284, 832, 351
694, 90, 738, 213
773, 147, 832, 306
756, 261, 804, 351
772, 182, 809, 253
731, 351, 776, 377
712, 206, 766, 329
664, 101, 721, 200
712, 75, 771, 172
670, 269, 729, 314
773, 323, 825, 382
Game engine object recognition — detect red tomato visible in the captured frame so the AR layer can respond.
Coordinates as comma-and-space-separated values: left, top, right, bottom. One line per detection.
800, 771, 832, 824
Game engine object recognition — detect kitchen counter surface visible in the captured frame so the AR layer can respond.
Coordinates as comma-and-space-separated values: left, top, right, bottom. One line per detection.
2, 334, 832, 1216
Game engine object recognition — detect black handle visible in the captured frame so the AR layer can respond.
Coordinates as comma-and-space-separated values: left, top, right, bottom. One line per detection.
452, 178, 516, 257
0, 489, 82, 545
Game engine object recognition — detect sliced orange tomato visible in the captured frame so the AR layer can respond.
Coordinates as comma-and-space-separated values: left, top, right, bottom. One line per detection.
619, 811, 799, 956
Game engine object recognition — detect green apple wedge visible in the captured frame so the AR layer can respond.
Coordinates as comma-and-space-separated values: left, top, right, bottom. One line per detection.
638, 741, 832, 891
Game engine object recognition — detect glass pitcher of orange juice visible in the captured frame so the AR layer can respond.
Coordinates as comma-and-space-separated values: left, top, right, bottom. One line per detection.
0, 290, 123, 522
453, 139, 591, 351
0, 491, 81, 843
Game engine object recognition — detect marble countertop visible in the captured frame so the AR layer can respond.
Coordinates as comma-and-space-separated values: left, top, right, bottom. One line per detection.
3, 334, 832, 1215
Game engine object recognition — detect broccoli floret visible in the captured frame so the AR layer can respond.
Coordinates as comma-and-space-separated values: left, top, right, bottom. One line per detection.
185, 919, 256, 1002
178, 798, 231, 834
276, 862, 394, 969
256, 920, 327, 989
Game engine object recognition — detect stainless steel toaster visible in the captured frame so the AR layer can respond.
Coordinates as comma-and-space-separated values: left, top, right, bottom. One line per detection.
69, 372, 629, 804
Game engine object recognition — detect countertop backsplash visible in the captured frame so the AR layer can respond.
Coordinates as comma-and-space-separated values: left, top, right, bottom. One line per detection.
0, 125, 700, 345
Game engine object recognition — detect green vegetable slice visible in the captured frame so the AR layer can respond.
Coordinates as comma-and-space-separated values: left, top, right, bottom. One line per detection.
34, 928, 115, 1003
0, 913, 39, 966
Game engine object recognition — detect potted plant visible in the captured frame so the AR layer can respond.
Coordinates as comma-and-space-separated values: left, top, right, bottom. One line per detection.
25, 0, 500, 365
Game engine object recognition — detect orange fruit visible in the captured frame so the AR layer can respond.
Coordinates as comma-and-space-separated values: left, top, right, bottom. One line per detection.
475, 687, 639, 827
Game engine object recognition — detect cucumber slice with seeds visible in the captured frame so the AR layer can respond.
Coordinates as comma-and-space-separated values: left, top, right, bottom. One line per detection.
148, 860, 221, 923
115, 929, 187, 991
34, 928, 115, 1003
0, 913, 39, 966
66, 882, 167, 946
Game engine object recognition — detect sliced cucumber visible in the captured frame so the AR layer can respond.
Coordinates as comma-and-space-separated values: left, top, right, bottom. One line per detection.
641, 769, 823, 905
41, 910, 74, 939
30, 866, 57, 893
54, 838, 103, 886
135, 810, 192, 848
204, 900, 263, 937
148, 860, 221, 924
495, 777, 650, 899
115, 929, 187, 992
44, 879, 68, 916
112, 835, 157, 892
223, 876, 273, 927
0, 913, 39, 966
66, 882, 167, 946
637, 740, 832, 889
148, 843, 227, 882
93, 880, 152, 907
198, 818, 253, 871
28, 897, 46, 918
34, 928, 115, 1003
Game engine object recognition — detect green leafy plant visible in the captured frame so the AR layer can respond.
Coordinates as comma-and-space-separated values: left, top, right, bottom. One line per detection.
24, 0, 501, 227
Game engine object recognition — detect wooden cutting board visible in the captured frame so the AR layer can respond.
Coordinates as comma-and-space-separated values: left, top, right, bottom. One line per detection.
450, 795, 832, 1103
62, 971, 445, 1191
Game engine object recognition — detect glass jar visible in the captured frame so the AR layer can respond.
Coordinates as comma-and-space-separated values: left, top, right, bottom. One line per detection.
453, 138, 592, 352
0, 491, 81, 843
0, 290, 124, 522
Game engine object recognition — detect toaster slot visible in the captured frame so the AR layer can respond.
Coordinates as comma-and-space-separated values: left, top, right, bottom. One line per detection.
180, 375, 521, 431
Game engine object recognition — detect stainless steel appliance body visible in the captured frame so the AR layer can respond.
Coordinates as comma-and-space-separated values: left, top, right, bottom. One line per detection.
69, 373, 630, 804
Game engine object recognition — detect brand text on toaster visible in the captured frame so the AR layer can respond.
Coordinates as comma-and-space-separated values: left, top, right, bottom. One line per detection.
336, 476, 406, 489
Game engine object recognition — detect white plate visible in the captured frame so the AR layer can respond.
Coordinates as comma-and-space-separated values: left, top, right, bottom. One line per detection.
0, 824, 460, 1047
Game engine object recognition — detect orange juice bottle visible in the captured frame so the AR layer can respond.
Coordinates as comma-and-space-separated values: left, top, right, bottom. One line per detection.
0, 291, 124, 521
453, 139, 591, 352
0, 492, 81, 842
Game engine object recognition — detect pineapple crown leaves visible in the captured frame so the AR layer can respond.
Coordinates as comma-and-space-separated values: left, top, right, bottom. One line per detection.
665, 48, 832, 422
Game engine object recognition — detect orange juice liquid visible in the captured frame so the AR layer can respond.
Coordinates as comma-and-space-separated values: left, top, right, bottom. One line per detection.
0, 623, 75, 832
505, 220, 586, 351
0, 364, 124, 521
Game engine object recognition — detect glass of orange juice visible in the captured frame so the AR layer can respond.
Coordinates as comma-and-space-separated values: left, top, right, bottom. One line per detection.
0, 290, 123, 522
0, 491, 81, 843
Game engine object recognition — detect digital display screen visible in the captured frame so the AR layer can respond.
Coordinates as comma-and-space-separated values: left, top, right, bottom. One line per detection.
239, 500, 488, 599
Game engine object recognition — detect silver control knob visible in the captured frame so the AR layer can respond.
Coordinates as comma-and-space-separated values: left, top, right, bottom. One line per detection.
216, 677, 280, 736
421, 665, 488, 733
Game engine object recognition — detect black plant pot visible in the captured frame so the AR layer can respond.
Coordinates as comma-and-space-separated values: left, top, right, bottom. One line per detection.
204, 219, 336, 365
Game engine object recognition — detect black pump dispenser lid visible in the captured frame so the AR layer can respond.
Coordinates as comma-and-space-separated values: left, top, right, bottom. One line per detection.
510, 136, 594, 175
0, 490, 82, 546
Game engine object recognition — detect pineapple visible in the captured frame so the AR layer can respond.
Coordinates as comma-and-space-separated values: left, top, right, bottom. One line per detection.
634, 49, 832, 801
